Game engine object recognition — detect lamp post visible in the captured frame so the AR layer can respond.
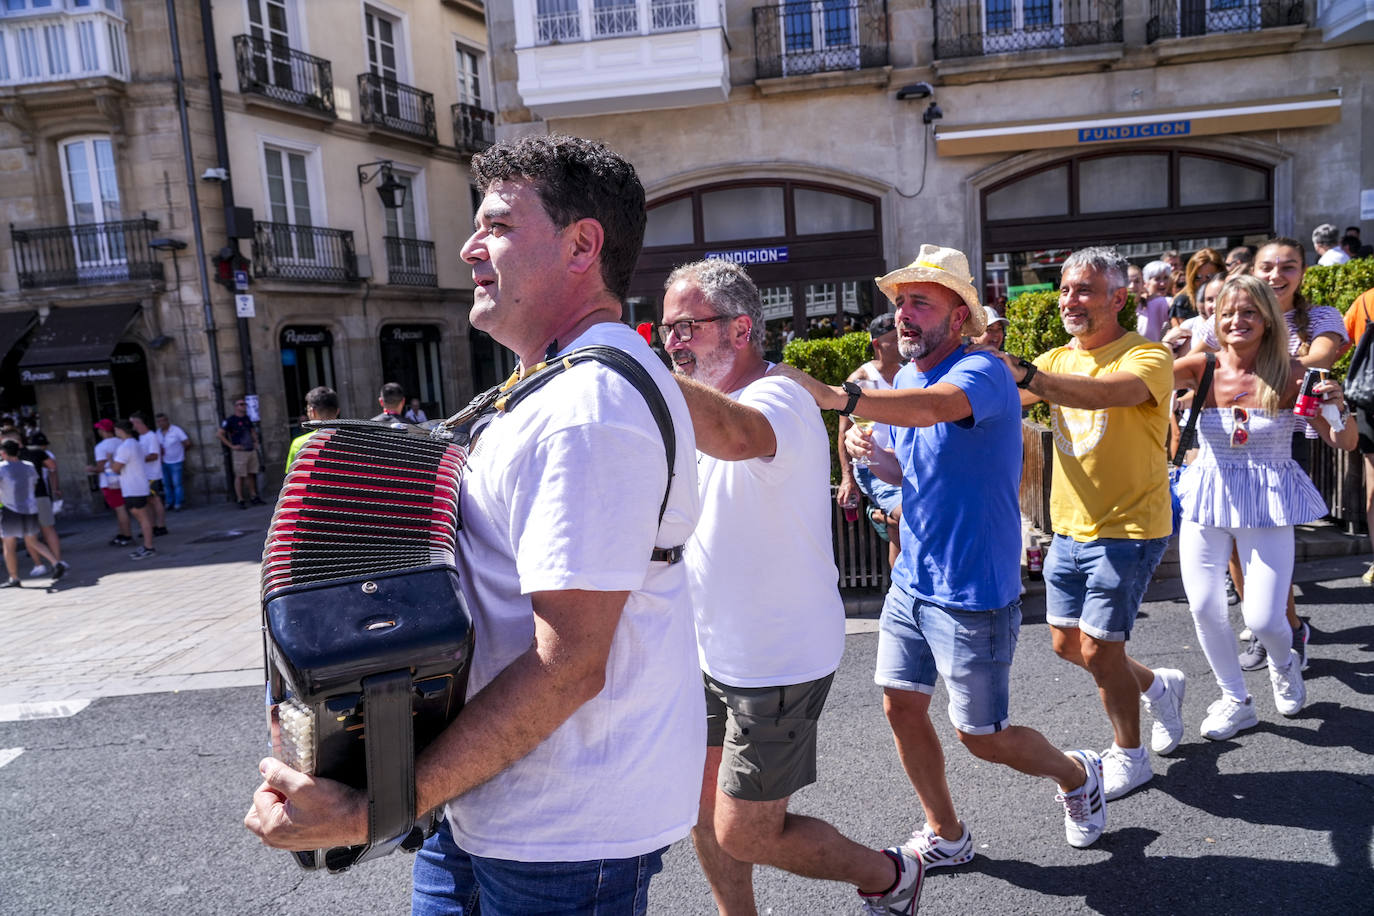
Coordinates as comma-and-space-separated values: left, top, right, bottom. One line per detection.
357, 160, 408, 210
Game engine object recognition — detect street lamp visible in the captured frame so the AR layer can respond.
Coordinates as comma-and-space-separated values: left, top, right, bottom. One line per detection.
357, 160, 407, 210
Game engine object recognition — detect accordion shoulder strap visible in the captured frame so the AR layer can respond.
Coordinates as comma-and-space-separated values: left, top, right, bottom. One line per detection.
440, 345, 682, 562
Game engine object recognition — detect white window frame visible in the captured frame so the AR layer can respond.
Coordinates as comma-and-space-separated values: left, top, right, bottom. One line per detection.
453, 37, 486, 109
361, 0, 410, 84
255, 135, 327, 260
58, 133, 124, 273
381, 164, 429, 242
980, 0, 1063, 52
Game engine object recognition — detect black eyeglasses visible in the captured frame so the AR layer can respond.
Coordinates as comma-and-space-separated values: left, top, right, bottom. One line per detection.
657, 316, 727, 342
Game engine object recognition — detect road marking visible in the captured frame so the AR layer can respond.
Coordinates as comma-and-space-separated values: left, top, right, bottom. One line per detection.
0, 700, 91, 722
0, 748, 21, 768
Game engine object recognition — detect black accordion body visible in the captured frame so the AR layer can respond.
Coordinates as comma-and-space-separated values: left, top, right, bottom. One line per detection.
262, 419, 474, 873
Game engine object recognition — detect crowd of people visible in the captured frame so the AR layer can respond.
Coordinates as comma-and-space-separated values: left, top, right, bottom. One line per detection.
226, 135, 1367, 916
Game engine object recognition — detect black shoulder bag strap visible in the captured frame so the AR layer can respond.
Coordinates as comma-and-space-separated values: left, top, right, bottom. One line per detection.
1173, 352, 1215, 466
436, 345, 683, 563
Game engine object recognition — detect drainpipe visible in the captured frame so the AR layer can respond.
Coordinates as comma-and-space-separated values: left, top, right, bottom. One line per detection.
166, 0, 225, 433
193, 0, 258, 404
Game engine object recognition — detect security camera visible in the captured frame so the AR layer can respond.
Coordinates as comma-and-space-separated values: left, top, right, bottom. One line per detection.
201, 167, 229, 182
896, 82, 934, 101
922, 102, 944, 125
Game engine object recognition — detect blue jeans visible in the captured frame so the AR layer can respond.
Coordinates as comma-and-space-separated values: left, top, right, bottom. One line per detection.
161, 461, 185, 508
411, 818, 665, 916
874, 584, 1021, 735
1044, 534, 1170, 641
854, 465, 901, 516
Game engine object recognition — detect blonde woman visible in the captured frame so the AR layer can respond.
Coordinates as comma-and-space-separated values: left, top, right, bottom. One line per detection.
1172, 276, 1356, 739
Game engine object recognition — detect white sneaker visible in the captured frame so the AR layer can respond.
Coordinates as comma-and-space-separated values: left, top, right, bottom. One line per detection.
1270, 650, 1306, 717
858, 847, 923, 915
1058, 750, 1106, 848
28, 564, 49, 578
1100, 745, 1152, 801
1200, 695, 1258, 740
1142, 667, 1186, 755
903, 822, 974, 870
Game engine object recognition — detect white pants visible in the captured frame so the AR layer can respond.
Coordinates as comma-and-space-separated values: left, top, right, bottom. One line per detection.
1179, 521, 1294, 702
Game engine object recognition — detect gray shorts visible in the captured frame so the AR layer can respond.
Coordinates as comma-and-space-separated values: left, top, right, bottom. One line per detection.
703, 671, 834, 803
1, 508, 39, 539
34, 496, 54, 528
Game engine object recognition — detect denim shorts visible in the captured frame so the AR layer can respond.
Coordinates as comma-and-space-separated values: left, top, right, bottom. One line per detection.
1044, 534, 1170, 642
855, 465, 902, 515
412, 818, 665, 916
874, 584, 1021, 735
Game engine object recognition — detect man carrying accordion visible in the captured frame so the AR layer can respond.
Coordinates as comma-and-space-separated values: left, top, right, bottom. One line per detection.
245, 135, 706, 916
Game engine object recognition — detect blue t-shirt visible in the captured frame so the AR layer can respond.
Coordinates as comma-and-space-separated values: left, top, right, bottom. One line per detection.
889, 346, 1023, 611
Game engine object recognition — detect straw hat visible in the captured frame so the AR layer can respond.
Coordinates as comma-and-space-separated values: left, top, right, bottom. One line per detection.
875, 244, 985, 336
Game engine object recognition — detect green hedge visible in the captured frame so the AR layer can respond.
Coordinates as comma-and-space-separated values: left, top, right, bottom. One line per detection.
783, 331, 872, 482
1300, 255, 1374, 379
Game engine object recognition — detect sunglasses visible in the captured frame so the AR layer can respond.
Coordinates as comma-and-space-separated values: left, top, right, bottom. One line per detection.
657, 315, 727, 342
1230, 406, 1249, 448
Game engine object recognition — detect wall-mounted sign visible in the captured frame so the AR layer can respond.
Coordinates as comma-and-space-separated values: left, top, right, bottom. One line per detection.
20, 363, 112, 384
1077, 121, 1190, 143
281, 327, 331, 346
235, 294, 256, 318
704, 246, 789, 265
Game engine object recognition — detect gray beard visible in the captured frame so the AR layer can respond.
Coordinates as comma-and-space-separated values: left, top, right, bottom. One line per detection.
898, 314, 955, 362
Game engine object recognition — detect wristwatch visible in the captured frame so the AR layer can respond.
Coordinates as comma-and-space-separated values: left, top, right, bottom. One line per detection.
838, 380, 863, 416
1016, 358, 1038, 390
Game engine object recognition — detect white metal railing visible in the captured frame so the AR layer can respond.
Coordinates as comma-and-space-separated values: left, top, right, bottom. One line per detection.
0, 8, 127, 86
535, 0, 703, 44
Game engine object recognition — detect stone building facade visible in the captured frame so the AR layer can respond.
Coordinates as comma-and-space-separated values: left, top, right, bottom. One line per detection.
487, 0, 1371, 353
0, 0, 495, 512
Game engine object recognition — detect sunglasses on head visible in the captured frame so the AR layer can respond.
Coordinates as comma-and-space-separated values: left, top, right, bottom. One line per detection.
1230, 406, 1249, 448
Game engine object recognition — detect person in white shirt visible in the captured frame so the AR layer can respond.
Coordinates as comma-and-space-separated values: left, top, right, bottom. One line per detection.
154, 412, 191, 510
88, 419, 133, 546
131, 413, 168, 535
1313, 223, 1350, 266
668, 259, 924, 914
111, 421, 155, 560
245, 135, 706, 916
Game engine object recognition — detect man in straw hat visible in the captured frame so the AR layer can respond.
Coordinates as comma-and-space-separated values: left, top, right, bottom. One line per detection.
774, 242, 1110, 853
990, 246, 1185, 802
666, 258, 925, 915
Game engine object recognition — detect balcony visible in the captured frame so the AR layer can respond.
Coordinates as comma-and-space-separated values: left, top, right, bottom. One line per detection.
232, 35, 335, 117
1316, 0, 1374, 40
384, 236, 437, 287
10, 216, 162, 289
1147, 0, 1304, 41
357, 72, 438, 144
0, 6, 128, 88
251, 222, 357, 283
452, 101, 495, 155
934, 0, 1123, 58
514, 0, 728, 118
753, 0, 890, 80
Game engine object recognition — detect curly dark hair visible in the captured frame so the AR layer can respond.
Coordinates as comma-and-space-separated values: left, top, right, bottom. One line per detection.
471, 135, 647, 301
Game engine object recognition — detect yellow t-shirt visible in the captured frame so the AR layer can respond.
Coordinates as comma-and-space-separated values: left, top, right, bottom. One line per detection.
1034, 332, 1174, 541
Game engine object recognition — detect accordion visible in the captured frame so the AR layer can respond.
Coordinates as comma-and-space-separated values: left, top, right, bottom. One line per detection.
261, 419, 474, 873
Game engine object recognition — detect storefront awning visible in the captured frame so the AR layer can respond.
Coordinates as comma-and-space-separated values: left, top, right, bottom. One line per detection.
934, 91, 1342, 157
17, 303, 140, 384
0, 309, 38, 362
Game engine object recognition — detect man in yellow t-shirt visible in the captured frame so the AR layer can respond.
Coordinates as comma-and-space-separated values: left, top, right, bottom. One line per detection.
993, 247, 1184, 808
285, 386, 339, 472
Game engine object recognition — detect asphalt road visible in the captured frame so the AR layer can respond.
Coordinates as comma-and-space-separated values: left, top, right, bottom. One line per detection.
2, 555, 1372, 916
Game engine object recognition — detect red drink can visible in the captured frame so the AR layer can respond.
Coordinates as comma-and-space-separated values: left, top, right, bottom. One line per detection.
1293, 368, 1326, 418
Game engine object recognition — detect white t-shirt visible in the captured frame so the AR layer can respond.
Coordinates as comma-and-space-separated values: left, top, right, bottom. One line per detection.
445, 322, 705, 862
138, 431, 163, 480
113, 438, 150, 497
94, 438, 121, 489
157, 424, 189, 464
1318, 248, 1350, 266
688, 376, 845, 688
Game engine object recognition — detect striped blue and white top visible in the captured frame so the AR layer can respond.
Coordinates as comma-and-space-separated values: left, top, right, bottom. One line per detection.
1176, 408, 1327, 528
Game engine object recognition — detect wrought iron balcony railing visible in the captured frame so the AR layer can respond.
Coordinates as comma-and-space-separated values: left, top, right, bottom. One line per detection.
10, 216, 163, 289
358, 72, 438, 143
1146, 0, 1303, 42
384, 236, 437, 287
452, 101, 495, 155
753, 0, 889, 81
934, 0, 1122, 58
251, 222, 357, 283
232, 34, 335, 115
